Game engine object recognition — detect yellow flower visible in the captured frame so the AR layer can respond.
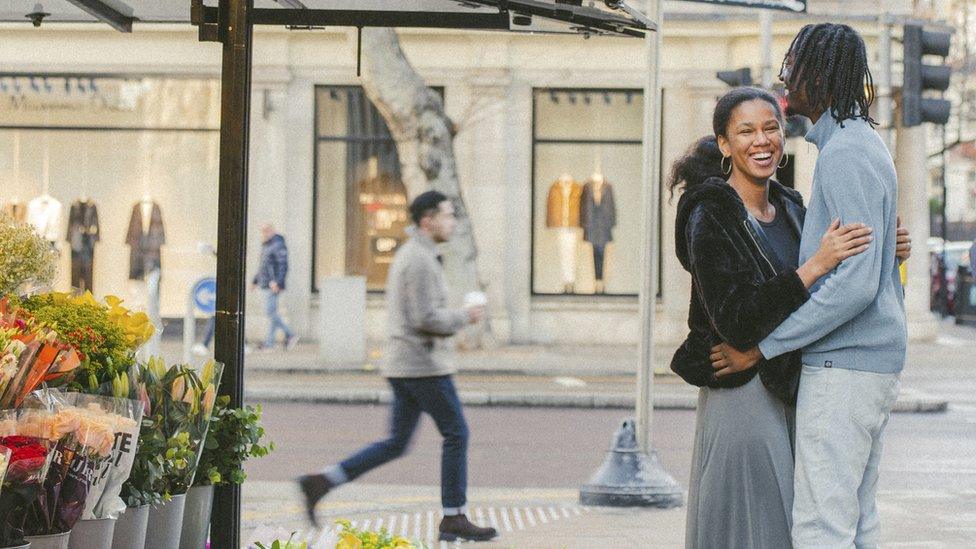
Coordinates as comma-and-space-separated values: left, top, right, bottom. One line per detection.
336, 533, 363, 549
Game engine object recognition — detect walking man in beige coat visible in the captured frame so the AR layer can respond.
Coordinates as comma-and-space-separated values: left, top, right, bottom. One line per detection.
298, 191, 496, 543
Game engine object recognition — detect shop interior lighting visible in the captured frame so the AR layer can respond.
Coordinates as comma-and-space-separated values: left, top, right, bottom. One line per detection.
549, 90, 559, 103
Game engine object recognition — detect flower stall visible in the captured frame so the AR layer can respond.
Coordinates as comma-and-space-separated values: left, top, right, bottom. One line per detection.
0, 214, 272, 549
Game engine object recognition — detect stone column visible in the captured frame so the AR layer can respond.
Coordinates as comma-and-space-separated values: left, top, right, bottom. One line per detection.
446, 70, 514, 343
656, 85, 718, 347
895, 124, 939, 341
503, 82, 535, 344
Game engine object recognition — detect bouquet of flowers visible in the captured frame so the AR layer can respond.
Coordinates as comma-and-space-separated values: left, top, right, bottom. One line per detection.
122, 358, 221, 507
0, 404, 57, 547
22, 390, 123, 535
12, 293, 153, 394
333, 520, 418, 549
81, 391, 143, 521
0, 216, 58, 297
0, 300, 81, 408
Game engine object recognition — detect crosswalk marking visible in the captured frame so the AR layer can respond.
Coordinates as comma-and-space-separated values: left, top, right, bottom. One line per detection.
292, 503, 586, 547
500, 506, 514, 532
488, 507, 500, 531
513, 506, 525, 530
536, 506, 548, 524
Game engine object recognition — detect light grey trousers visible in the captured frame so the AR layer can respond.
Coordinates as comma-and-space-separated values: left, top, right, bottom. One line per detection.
792, 365, 901, 549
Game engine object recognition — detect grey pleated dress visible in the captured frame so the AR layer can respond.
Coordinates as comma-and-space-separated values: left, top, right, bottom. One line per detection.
685, 375, 796, 549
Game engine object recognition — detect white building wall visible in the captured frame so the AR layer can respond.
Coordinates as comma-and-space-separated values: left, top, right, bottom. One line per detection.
0, 8, 914, 346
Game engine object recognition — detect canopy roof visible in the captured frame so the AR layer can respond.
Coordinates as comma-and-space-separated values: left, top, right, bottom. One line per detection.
1, 0, 653, 36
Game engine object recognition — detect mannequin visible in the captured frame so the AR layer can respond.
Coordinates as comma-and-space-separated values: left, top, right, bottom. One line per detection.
28, 140, 62, 244
546, 173, 583, 293
580, 169, 617, 294
27, 193, 63, 244
126, 194, 165, 359
66, 197, 100, 293
67, 145, 100, 293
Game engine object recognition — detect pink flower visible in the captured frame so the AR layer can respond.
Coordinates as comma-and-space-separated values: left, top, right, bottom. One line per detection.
138, 383, 151, 416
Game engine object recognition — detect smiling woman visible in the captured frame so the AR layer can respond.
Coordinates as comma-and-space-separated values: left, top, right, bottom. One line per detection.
666, 85, 884, 549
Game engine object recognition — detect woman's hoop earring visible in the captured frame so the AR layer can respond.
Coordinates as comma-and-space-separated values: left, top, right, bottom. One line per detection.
778, 154, 790, 169
721, 156, 732, 176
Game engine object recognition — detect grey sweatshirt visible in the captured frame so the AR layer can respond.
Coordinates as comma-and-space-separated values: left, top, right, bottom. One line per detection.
758, 112, 907, 373
381, 227, 467, 378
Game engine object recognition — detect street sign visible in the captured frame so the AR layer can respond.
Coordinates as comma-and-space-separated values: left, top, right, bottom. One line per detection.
677, 0, 806, 12
192, 277, 217, 315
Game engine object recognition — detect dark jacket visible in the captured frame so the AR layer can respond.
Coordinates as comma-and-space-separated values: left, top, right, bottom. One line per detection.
125, 202, 165, 280
580, 180, 617, 246
67, 200, 100, 255
254, 234, 289, 290
671, 177, 807, 404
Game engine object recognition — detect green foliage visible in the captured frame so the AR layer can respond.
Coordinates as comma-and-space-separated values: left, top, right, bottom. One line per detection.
122, 358, 222, 506
16, 294, 133, 392
195, 395, 274, 487
0, 218, 57, 296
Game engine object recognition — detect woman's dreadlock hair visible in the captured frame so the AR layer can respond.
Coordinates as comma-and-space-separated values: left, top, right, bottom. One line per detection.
782, 23, 877, 127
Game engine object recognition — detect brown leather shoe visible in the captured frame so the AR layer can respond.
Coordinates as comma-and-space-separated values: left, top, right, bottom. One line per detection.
296, 474, 333, 527
438, 514, 498, 542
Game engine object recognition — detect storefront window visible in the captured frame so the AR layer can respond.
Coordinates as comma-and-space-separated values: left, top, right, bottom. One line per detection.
0, 75, 220, 317
532, 88, 643, 296
314, 86, 442, 293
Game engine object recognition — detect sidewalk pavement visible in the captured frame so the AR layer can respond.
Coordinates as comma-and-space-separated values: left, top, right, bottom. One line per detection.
242, 480, 976, 548
165, 320, 975, 413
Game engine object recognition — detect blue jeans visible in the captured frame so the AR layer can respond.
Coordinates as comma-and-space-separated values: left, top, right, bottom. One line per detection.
339, 375, 469, 510
264, 289, 294, 347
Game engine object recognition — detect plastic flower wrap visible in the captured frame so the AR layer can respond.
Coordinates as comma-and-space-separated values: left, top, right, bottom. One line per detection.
122, 358, 222, 506
22, 390, 125, 535
0, 401, 57, 547
0, 445, 10, 494
82, 393, 143, 521
0, 299, 82, 408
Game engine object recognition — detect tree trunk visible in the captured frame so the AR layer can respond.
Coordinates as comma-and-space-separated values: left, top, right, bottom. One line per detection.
359, 28, 491, 348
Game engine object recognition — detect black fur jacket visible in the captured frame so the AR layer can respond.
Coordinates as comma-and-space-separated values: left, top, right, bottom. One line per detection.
671, 177, 807, 404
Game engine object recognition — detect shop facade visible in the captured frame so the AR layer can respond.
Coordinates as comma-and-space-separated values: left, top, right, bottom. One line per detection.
0, 5, 905, 348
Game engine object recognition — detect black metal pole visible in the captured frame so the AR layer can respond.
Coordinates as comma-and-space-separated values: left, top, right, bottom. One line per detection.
941, 124, 949, 315
211, 0, 252, 547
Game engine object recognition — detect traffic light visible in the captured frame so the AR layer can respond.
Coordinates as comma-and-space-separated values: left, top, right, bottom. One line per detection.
902, 24, 953, 127
716, 67, 753, 88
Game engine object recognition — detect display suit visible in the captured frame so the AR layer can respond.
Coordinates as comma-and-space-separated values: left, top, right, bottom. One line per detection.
546, 176, 583, 293
125, 201, 165, 280
580, 177, 617, 291
66, 199, 100, 293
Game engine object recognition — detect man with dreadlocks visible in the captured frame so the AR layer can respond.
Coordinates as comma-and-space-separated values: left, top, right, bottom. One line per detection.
709, 23, 908, 547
